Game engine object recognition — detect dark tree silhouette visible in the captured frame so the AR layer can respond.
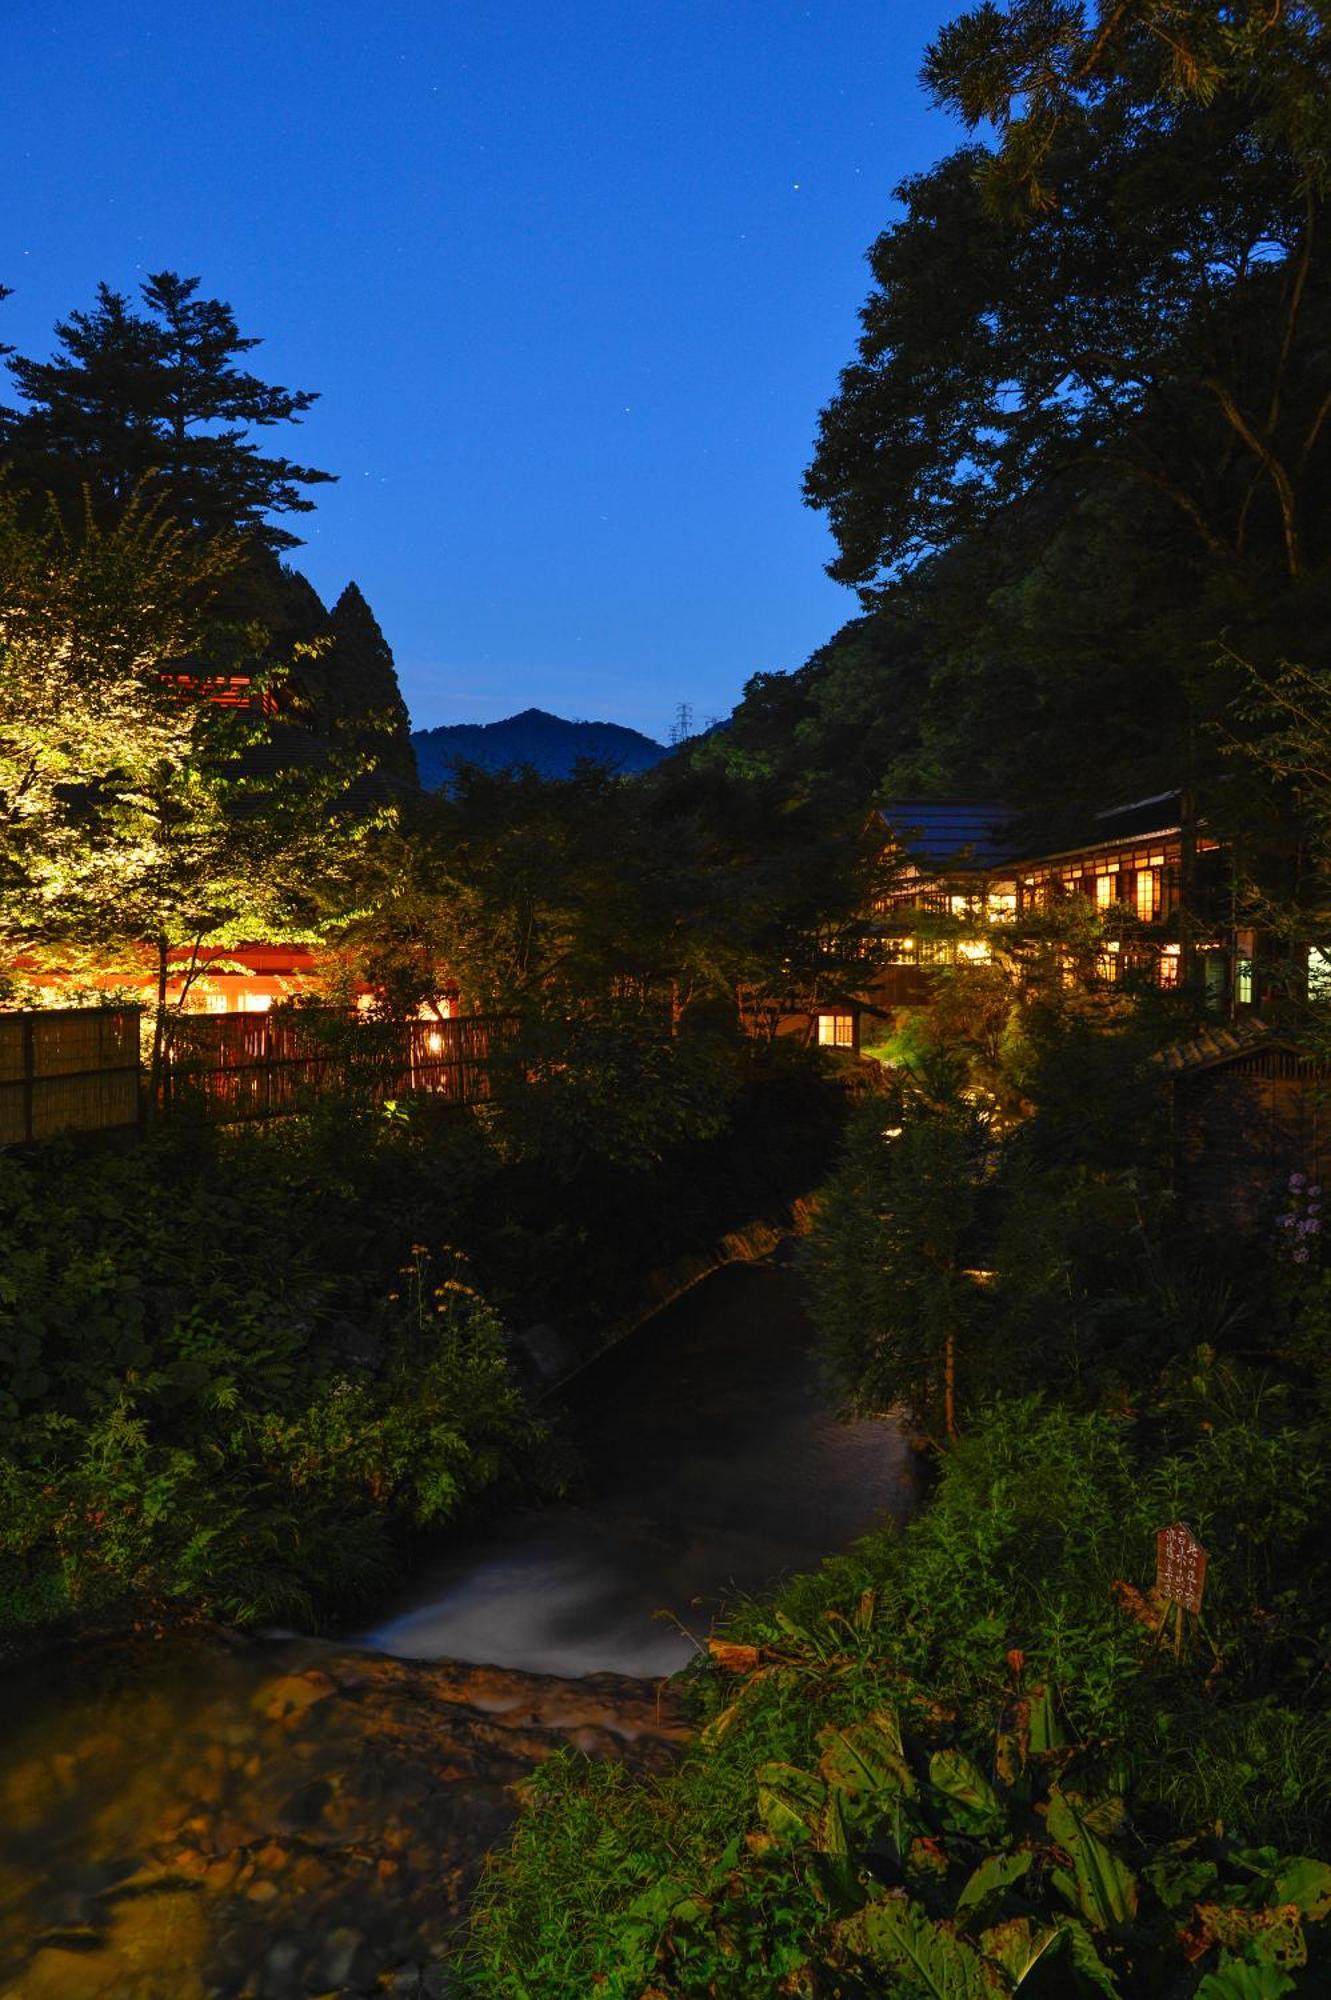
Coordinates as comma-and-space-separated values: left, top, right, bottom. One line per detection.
1, 271, 333, 549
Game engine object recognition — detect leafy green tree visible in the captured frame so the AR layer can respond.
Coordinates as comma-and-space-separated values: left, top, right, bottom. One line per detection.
807, 22, 1330, 592
927, 0, 1331, 214
0, 487, 383, 1090
806, 1092, 987, 1441
0, 486, 233, 909
2, 271, 333, 548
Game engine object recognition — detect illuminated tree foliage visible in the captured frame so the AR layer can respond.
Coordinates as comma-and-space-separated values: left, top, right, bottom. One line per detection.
0, 489, 384, 1081
0, 488, 232, 904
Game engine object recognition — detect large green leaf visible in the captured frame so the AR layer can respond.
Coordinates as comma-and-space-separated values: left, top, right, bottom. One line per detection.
1195, 1902, 1306, 1969
1274, 1856, 1331, 1922
836, 1892, 1010, 1996
1026, 1684, 1068, 1756
811, 1787, 859, 1910
1143, 1850, 1219, 1911
957, 1849, 1035, 1925
622, 1875, 698, 1941
929, 1747, 1005, 1833
756, 1761, 825, 1844
979, 1916, 1062, 1987
819, 1710, 916, 1804
1047, 1790, 1138, 1933
819, 1784, 852, 1860
1194, 1960, 1298, 2000
1055, 1917, 1123, 1997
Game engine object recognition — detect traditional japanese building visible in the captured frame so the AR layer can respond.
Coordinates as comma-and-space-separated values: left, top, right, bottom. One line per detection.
865, 790, 1277, 1024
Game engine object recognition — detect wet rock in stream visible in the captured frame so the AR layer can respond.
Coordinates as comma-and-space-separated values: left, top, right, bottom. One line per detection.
0, 1637, 691, 1998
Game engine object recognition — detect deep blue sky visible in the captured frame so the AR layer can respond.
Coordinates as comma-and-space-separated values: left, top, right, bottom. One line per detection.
6, 1, 961, 738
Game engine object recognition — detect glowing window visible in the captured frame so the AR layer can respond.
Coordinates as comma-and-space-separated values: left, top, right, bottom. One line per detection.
817, 1013, 855, 1049
1096, 874, 1114, 909
1135, 870, 1160, 921
1309, 950, 1331, 1001
1160, 946, 1181, 989
1237, 959, 1254, 1005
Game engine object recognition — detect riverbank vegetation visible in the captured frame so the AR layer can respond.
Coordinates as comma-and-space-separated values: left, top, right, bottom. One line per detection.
467, 986, 1331, 1996
0, 274, 871, 1645
0, 1040, 846, 1644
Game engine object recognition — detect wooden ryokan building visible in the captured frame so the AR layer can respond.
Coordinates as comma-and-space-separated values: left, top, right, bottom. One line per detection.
766, 791, 1289, 1052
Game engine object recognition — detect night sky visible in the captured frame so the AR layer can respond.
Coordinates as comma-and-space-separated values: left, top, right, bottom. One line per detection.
6, 1, 959, 737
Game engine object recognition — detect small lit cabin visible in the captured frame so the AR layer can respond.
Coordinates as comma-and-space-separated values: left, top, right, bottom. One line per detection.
12, 943, 461, 1023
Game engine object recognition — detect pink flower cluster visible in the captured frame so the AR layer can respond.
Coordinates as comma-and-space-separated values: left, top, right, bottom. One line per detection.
1276, 1172, 1323, 1267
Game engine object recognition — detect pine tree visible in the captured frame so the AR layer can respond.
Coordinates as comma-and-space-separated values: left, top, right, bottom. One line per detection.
1, 272, 333, 549
322, 582, 417, 789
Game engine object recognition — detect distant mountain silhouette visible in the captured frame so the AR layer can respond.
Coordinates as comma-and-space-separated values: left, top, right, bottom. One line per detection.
411, 707, 668, 788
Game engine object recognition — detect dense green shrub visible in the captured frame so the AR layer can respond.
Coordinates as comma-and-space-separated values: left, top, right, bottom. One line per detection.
0, 1117, 550, 1633
0, 1046, 845, 1639
467, 1394, 1331, 1995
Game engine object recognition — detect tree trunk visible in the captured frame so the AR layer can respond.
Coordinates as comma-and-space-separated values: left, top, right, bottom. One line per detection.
147, 936, 169, 1126
944, 1329, 958, 1443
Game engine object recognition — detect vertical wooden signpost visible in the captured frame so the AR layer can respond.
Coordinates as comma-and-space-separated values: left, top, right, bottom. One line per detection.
1155, 1520, 1208, 1657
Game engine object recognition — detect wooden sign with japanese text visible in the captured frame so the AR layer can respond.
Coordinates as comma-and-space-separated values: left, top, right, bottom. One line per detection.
1155, 1521, 1208, 1614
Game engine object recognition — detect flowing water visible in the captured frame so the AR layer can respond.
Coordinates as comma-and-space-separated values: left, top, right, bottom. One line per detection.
367, 1260, 913, 1676
0, 1260, 910, 1997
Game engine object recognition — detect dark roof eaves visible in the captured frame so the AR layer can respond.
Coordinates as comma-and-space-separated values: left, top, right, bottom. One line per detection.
1001, 821, 1184, 872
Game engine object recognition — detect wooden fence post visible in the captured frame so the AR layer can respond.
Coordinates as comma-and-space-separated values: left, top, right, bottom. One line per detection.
21, 1011, 35, 1144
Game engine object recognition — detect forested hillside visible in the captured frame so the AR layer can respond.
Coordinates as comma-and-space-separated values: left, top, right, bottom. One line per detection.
412, 707, 665, 788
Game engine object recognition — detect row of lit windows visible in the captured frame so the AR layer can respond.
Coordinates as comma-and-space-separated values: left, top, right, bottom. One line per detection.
1097, 941, 1181, 987
894, 871, 1172, 924
1020, 865, 1165, 921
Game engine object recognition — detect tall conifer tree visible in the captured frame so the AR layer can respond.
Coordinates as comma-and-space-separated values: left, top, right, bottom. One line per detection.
1, 272, 333, 550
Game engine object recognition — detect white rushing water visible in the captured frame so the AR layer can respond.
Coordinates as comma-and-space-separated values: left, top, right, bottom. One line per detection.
364, 1260, 913, 1677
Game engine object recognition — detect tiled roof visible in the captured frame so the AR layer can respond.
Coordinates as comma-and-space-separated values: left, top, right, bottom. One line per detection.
878, 802, 1021, 868
1153, 1018, 1288, 1076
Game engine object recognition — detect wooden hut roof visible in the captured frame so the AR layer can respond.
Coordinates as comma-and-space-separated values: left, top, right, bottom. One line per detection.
1152, 1018, 1320, 1078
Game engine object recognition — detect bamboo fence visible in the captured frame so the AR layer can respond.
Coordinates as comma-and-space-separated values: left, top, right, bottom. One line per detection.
158, 1010, 508, 1123
0, 1007, 142, 1145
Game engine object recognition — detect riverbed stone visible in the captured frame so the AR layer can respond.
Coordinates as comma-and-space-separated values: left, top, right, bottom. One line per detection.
260, 1938, 303, 1992
320, 1925, 365, 1985
14, 1888, 209, 2000
4, 1636, 693, 1998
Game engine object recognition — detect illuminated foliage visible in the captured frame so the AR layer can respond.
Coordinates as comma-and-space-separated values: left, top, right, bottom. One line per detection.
0, 486, 388, 1075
